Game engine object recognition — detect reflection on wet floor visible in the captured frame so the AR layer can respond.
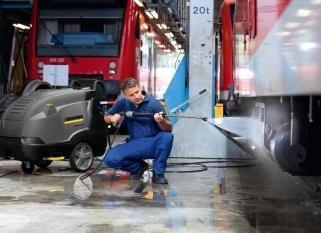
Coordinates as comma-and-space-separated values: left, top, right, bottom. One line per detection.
1, 146, 321, 233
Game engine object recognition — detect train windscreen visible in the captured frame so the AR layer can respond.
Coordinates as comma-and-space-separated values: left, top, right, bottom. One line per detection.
36, 0, 127, 57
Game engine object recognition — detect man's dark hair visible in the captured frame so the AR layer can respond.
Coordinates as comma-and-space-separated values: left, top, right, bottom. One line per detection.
121, 78, 138, 92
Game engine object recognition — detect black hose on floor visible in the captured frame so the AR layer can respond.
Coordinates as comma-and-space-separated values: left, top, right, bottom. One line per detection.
0, 171, 16, 178
166, 156, 256, 173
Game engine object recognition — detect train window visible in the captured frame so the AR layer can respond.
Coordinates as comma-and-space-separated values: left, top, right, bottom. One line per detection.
36, 0, 125, 57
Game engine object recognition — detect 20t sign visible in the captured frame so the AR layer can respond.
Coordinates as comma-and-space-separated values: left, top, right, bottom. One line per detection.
192, 6, 210, 15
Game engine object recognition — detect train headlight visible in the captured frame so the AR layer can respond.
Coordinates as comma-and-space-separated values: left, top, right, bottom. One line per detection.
109, 61, 117, 74
37, 61, 45, 74
109, 61, 117, 69
37, 61, 44, 68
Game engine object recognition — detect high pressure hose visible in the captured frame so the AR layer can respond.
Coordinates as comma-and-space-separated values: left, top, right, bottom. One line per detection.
73, 116, 125, 200
79, 117, 125, 181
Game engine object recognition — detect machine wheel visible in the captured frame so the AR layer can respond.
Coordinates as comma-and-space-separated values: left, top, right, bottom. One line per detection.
271, 131, 306, 175
69, 142, 94, 172
34, 160, 53, 169
21, 161, 35, 174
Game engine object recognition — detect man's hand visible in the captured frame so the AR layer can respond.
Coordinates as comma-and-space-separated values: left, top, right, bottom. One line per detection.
104, 113, 123, 125
154, 112, 165, 123
154, 111, 172, 131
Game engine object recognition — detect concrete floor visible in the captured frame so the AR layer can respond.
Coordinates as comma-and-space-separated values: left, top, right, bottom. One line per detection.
1, 137, 321, 232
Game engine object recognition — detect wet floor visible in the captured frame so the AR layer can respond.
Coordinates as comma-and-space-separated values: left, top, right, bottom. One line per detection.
1, 141, 321, 232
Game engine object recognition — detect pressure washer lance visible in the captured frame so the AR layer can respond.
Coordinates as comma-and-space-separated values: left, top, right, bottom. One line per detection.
123, 111, 208, 121
170, 89, 207, 114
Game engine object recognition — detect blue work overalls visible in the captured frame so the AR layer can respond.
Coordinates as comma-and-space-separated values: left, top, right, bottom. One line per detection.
103, 95, 174, 175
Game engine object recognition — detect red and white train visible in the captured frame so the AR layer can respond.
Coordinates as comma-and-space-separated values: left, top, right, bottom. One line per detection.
217, 0, 321, 174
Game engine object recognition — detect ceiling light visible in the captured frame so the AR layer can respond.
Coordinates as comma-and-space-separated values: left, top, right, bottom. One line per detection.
296, 9, 312, 17
145, 9, 154, 19
13, 23, 30, 30
150, 9, 159, 19
161, 23, 167, 30
133, 0, 144, 7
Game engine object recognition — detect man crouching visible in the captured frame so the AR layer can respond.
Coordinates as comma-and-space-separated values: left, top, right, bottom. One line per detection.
103, 78, 173, 184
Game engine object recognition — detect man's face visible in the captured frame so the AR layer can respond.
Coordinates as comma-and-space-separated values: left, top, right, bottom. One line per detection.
123, 85, 144, 106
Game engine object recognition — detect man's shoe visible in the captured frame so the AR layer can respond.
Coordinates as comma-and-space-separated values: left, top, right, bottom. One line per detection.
152, 173, 168, 184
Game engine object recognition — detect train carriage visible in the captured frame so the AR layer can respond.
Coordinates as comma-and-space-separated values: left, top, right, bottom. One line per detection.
217, 0, 321, 175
